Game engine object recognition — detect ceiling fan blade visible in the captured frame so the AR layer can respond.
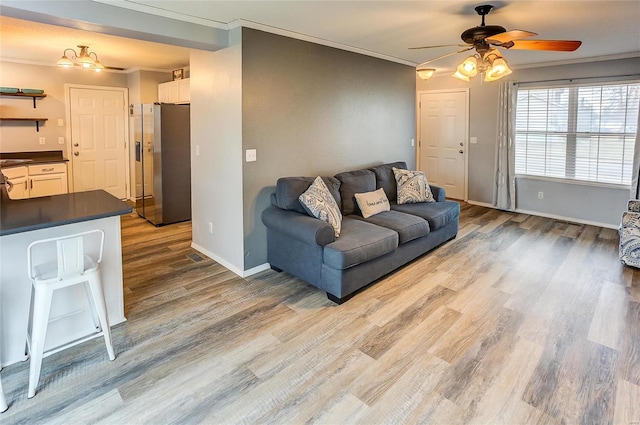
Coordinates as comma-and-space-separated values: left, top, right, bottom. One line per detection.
486, 30, 537, 44
409, 44, 469, 50
417, 46, 474, 66
504, 39, 582, 51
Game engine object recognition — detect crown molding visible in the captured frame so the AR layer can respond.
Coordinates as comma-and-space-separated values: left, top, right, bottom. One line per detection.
229, 19, 416, 67
91, 0, 227, 29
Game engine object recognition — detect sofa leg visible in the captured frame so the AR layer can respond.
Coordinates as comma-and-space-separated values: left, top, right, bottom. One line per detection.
327, 292, 354, 305
270, 265, 283, 273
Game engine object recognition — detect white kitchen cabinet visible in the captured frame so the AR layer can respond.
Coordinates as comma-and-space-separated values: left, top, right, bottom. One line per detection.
2, 163, 68, 199
158, 78, 190, 104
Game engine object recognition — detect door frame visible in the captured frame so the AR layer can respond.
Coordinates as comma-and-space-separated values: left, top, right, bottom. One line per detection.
416, 88, 470, 202
64, 84, 130, 197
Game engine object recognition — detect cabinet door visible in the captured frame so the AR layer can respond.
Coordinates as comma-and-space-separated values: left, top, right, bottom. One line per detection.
178, 78, 190, 103
29, 174, 68, 197
5, 176, 29, 199
158, 83, 169, 103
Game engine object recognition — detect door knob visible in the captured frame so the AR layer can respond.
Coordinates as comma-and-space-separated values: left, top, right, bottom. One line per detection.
459, 150, 464, 154
74, 152, 79, 156
73, 143, 79, 147
460, 142, 464, 146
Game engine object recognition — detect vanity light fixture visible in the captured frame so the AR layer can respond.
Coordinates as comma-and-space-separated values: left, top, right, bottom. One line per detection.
57, 45, 105, 72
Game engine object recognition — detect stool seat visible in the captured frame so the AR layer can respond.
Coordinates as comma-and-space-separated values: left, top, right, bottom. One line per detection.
26, 229, 115, 399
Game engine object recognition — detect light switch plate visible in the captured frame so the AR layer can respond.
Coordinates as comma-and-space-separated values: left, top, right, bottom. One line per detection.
58, 137, 65, 144
470, 137, 478, 144
57, 119, 64, 126
246, 149, 257, 162
39, 137, 46, 145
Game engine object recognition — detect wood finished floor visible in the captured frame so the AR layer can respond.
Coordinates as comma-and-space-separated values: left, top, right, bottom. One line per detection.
2, 203, 639, 424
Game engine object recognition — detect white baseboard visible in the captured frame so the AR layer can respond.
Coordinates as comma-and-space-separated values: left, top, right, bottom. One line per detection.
467, 200, 495, 208
464, 201, 617, 229
514, 208, 618, 230
190, 243, 271, 278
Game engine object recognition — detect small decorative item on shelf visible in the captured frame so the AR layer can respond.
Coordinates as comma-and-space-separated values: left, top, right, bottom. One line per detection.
20, 89, 44, 94
0, 87, 19, 93
172, 68, 184, 81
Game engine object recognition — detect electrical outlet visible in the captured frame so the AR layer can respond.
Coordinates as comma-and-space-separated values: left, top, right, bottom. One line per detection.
58, 137, 65, 144
39, 137, 45, 145
208, 222, 213, 234
538, 191, 544, 199
57, 119, 64, 126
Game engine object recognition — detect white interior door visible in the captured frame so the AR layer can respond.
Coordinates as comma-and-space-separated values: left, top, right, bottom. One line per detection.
418, 90, 468, 200
69, 87, 127, 199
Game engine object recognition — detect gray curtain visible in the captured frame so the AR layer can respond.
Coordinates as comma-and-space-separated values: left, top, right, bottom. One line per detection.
632, 107, 640, 199
493, 81, 518, 210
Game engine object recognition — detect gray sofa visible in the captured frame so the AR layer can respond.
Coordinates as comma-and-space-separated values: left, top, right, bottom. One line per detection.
262, 162, 460, 304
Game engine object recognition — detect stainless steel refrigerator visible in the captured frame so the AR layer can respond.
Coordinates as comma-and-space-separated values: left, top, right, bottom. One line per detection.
131, 103, 191, 226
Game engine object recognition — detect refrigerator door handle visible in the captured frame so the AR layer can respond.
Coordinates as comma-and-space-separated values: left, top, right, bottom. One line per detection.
135, 141, 141, 162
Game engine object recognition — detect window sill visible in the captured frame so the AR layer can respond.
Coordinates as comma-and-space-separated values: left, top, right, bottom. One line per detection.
515, 174, 631, 190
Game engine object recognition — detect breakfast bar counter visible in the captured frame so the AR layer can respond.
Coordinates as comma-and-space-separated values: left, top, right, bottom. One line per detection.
0, 187, 132, 366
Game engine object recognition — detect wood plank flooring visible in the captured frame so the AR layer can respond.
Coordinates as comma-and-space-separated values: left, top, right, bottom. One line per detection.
2, 203, 639, 424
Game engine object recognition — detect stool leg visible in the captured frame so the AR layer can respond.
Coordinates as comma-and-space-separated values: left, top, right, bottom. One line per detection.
0, 372, 8, 412
28, 285, 53, 398
87, 276, 115, 361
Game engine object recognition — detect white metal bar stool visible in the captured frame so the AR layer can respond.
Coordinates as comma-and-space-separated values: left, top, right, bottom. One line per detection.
26, 229, 115, 398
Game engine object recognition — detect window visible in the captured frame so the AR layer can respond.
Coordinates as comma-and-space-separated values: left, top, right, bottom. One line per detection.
515, 82, 640, 186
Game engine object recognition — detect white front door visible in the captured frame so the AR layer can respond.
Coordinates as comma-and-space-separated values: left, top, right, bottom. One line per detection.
418, 90, 468, 200
69, 87, 127, 199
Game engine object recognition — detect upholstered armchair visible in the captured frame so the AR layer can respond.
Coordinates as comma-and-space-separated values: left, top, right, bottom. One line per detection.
619, 200, 640, 268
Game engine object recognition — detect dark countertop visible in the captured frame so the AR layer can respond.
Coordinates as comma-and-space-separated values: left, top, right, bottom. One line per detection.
0, 186, 133, 236
0, 150, 69, 168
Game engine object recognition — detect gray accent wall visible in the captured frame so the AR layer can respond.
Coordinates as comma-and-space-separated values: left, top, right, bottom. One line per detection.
418, 57, 640, 227
241, 28, 417, 269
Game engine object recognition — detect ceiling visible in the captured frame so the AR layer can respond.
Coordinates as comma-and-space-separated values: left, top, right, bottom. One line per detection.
1, 1, 639, 74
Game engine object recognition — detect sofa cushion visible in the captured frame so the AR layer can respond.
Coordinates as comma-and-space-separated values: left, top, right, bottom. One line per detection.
335, 169, 376, 216
275, 176, 341, 214
393, 167, 435, 204
299, 176, 343, 238
391, 200, 460, 231
323, 217, 398, 270
354, 188, 390, 218
353, 210, 429, 244
369, 161, 407, 202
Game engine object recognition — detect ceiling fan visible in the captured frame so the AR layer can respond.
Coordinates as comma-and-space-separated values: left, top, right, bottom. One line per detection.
412, 4, 582, 81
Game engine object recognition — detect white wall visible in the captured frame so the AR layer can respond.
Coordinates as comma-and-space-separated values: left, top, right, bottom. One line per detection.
190, 28, 245, 274
418, 57, 640, 227
0, 61, 128, 155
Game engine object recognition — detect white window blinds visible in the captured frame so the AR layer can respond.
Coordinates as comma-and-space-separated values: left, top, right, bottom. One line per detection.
515, 82, 639, 186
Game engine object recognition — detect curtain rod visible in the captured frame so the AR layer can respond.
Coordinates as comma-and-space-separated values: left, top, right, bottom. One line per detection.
514, 74, 640, 86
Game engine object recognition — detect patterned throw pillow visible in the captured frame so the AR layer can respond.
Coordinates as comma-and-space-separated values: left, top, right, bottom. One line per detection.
392, 167, 435, 205
354, 188, 390, 218
299, 176, 342, 237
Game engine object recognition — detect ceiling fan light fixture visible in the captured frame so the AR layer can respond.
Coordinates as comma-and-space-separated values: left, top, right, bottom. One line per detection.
416, 67, 436, 80
452, 67, 471, 82
485, 57, 512, 81
459, 56, 478, 77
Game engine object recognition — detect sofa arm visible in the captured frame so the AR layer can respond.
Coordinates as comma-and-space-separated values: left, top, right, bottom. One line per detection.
262, 206, 336, 247
430, 185, 446, 202
628, 199, 640, 213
